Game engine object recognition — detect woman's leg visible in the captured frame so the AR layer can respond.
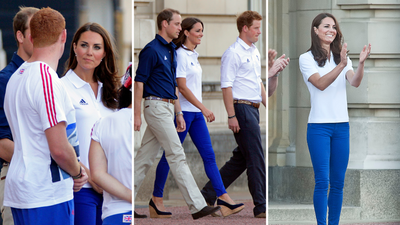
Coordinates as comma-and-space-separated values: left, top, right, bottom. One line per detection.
307, 123, 333, 225
328, 122, 349, 225
189, 112, 227, 197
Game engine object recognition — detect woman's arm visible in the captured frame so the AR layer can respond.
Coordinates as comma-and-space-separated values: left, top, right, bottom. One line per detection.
346, 43, 371, 87
89, 139, 132, 203
177, 78, 215, 122
307, 43, 348, 91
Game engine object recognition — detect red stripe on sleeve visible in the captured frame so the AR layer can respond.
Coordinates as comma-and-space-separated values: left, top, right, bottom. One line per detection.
47, 66, 57, 126
40, 63, 53, 127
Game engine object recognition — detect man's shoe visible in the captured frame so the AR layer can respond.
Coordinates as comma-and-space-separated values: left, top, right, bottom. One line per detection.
134, 211, 147, 218
255, 212, 266, 218
192, 206, 221, 220
207, 203, 221, 217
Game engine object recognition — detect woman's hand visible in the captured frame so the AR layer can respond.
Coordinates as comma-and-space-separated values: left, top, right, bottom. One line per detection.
359, 43, 371, 64
340, 43, 348, 67
201, 107, 215, 123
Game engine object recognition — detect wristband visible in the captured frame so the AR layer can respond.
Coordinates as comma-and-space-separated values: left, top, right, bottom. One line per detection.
176, 111, 183, 116
72, 167, 82, 179
228, 115, 236, 119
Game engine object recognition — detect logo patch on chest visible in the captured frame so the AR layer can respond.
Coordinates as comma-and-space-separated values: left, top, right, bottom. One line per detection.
79, 99, 88, 105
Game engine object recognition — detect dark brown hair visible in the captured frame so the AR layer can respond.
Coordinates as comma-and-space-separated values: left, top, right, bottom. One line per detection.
236, 10, 262, 33
63, 22, 119, 110
13, 6, 39, 46
157, 8, 180, 31
30, 7, 65, 48
308, 13, 343, 67
173, 17, 203, 50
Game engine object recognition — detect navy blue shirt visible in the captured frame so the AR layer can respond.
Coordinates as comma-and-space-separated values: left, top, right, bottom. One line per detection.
135, 34, 178, 99
0, 52, 23, 163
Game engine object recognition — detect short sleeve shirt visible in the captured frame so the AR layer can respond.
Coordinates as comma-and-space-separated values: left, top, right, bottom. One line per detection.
220, 37, 262, 103
91, 108, 132, 220
135, 34, 178, 99
176, 46, 202, 112
61, 69, 114, 188
4, 61, 75, 209
299, 51, 354, 123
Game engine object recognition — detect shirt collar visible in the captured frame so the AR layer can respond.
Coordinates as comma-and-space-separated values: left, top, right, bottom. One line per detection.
156, 34, 177, 49
65, 69, 103, 89
11, 52, 25, 67
237, 37, 256, 52
181, 45, 198, 56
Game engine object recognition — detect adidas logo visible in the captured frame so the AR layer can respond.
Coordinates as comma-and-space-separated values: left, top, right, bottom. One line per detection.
79, 99, 88, 105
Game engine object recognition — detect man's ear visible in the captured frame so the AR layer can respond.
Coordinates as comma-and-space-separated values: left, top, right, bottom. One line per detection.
16, 30, 24, 45
61, 29, 67, 43
243, 25, 249, 33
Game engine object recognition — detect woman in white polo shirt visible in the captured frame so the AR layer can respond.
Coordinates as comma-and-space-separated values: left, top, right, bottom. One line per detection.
150, 17, 244, 218
299, 13, 371, 225
61, 23, 119, 225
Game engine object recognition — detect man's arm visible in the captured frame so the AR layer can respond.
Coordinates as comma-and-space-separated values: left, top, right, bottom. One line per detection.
222, 87, 240, 133
261, 82, 267, 107
134, 81, 144, 131
174, 87, 186, 132
0, 138, 13, 162
45, 121, 82, 176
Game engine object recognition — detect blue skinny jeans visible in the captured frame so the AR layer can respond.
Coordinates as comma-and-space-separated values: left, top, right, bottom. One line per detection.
307, 122, 349, 225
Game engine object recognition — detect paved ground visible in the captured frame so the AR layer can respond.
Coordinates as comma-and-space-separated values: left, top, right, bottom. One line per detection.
134, 190, 266, 225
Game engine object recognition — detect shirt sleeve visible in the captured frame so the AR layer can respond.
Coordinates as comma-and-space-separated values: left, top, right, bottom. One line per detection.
220, 49, 240, 88
299, 52, 319, 82
343, 56, 354, 74
34, 63, 68, 131
90, 119, 101, 143
134, 45, 157, 83
175, 51, 187, 79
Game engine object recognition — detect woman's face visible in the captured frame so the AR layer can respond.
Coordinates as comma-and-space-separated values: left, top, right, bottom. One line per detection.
73, 31, 106, 72
185, 22, 203, 46
314, 17, 337, 46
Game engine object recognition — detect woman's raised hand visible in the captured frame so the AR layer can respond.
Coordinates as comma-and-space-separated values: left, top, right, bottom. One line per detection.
340, 43, 348, 67
359, 43, 371, 64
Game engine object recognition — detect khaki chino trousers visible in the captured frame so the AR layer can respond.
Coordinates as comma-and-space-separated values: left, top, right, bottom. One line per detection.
134, 100, 206, 213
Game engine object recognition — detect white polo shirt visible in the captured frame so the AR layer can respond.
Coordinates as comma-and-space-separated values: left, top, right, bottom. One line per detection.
61, 69, 114, 188
220, 37, 262, 103
176, 46, 202, 112
299, 51, 353, 123
4, 61, 75, 208
91, 108, 132, 220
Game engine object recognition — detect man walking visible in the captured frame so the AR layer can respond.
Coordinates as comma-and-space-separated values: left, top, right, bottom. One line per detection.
200, 10, 289, 218
134, 8, 220, 220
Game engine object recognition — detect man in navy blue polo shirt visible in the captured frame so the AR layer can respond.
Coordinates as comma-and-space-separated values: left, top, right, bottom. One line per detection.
133, 8, 220, 220
0, 7, 39, 225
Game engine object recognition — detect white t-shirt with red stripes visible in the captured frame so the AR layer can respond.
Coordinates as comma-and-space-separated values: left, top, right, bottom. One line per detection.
3, 61, 76, 209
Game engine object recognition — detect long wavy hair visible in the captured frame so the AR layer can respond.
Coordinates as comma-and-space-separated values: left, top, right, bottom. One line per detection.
173, 17, 203, 50
63, 22, 119, 110
308, 13, 343, 67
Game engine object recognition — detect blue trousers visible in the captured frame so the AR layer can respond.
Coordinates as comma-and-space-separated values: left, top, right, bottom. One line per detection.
74, 188, 103, 225
11, 200, 74, 225
153, 111, 227, 198
201, 104, 266, 216
307, 123, 349, 225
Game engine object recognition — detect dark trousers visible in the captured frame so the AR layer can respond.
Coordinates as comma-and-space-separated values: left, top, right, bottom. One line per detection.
201, 103, 266, 216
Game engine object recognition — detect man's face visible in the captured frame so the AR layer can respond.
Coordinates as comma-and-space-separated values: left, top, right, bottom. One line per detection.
21, 17, 34, 57
245, 20, 261, 44
166, 13, 182, 40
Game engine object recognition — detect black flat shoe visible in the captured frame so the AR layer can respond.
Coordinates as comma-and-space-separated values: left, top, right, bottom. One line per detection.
216, 199, 245, 217
192, 205, 221, 220
134, 211, 147, 218
149, 198, 172, 218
